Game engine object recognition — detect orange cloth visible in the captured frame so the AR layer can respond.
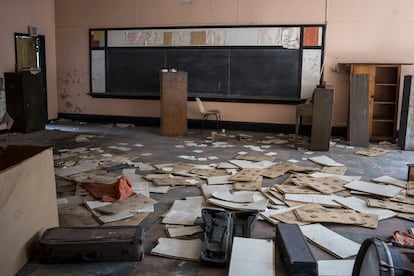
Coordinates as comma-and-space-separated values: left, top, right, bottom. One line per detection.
82, 176, 135, 202
393, 230, 414, 246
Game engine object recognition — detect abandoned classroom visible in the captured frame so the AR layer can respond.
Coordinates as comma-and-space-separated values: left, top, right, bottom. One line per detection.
1, 1, 414, 275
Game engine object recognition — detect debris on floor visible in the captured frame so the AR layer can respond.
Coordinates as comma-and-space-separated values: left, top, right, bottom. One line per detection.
38, 122, 414, 273
354, 146, 390, 157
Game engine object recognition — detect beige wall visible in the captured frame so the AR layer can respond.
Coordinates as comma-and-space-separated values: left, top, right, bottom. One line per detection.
0, 0, 58, 120
54, 0, 414, 127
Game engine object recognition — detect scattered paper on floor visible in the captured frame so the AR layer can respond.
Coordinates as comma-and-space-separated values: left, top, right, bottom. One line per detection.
151, 238, 202, 261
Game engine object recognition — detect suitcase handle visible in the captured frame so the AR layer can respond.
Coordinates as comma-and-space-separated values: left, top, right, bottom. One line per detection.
82, 251, 99, 262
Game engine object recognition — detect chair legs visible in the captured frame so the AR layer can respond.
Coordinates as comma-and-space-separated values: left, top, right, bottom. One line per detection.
200, 113, 221, 134
215, 114, 221, 131
200, 115, 207, 134
295, 115, 301, 146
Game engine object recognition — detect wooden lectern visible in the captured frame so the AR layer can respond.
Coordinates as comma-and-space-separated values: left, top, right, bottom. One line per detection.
160, 71, 188, 136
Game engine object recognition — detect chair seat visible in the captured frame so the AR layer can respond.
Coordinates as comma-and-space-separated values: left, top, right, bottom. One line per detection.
295, 102, 313, 147
296, 103, 313, 117
203, 110, 220, 116
196, 97, 221, 133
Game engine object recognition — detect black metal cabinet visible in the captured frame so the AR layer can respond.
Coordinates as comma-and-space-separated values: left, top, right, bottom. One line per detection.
5, 71, 45, 132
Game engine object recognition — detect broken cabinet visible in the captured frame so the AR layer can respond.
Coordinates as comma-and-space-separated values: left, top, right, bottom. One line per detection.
350, 64, 400, 142
4, 71, 46, 132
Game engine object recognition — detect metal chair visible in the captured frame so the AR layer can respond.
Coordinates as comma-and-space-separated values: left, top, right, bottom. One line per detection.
195, 97, 221, 133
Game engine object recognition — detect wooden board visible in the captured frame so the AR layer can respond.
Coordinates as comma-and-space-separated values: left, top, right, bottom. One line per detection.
261, 162, 296, 178
103, 212, 149, 227
397, 213, 414, 222
291, 175, 347, 194
201, 184, 233, 199
94, 193, 157, 214
233, 176, 263, 191
96, 211, 134, 224
230, 168, 263, 182
228, 237, 275, 276
207, 198, 268, 211
309, 172, 360, 182
206, 175, 233, 185
390, 190, 414, 205
300, 223, 360, 259
212, 190, 255, 203
354, 147, 390, 157
344, 180, 401, 198
260, 205, 303, 225
276, 184, 320, 195
152, 176, 201, 186
308, 156, 345, 167
334, 196, 396, 220
320, 166, 347, 175
268, 188, 303, 207
261, 188, 285, 205
294, 204, 377, 228
372, 175, 407, 188
284, 194, 343, 207
190, 168, 229, 177
162, 196, 204, 225
367, 198, 414, 214
271, 210, 308, 225
399, 75, 414, 149
151, 238, 202, 261
166, 225, 203, 238
229, 159, 274, 169
349, 74, 369, 146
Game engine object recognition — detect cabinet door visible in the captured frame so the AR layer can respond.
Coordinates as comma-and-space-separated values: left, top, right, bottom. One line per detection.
21, 72, 45, 132
5, 73, 26, 131
351, 64, 400, 142
350, 65, 375, 138
5, 72, 45, 132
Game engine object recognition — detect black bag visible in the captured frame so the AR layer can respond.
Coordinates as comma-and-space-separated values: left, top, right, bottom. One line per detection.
38, 226, 144, 263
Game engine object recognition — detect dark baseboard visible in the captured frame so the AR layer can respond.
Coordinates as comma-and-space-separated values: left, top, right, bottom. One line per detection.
57, 113, 347, 137
58, 113, 160, 126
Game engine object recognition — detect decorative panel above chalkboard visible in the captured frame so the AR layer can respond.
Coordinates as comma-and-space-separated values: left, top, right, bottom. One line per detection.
89, 25, 325, 102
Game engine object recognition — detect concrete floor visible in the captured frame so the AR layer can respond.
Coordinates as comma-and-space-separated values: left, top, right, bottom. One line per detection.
5, 120, 414, 275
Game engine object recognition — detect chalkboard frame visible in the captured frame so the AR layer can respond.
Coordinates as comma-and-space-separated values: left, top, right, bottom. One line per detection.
89, 25, 325, 104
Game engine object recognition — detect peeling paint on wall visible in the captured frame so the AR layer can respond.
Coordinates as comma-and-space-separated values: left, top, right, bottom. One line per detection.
58, 70, 89, 113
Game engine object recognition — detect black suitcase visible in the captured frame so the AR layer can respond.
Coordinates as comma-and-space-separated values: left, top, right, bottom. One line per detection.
276, 223, 318, 276
38, 226, 144, 263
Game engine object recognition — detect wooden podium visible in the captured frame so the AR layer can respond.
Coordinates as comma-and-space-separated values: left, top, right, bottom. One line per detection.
310, 87, 334, 151
160, 71, 188, 136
